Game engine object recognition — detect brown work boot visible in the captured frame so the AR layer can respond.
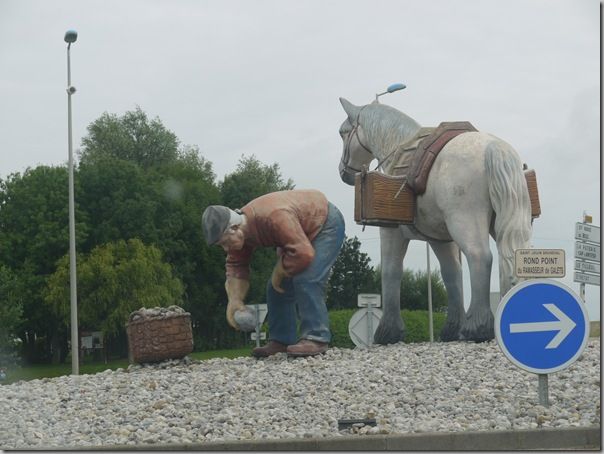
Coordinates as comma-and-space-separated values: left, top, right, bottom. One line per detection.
286, 339, 328, 357
252, 340, 288, 358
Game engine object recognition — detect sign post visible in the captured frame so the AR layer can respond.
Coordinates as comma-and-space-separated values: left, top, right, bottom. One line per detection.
349, 294, 382, 348
249, 304, 268, 347
574, 215, 600, 302
495, 279, 589, 406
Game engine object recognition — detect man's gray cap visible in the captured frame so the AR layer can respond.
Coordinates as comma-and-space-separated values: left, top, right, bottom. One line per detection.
202, 205, 232, 245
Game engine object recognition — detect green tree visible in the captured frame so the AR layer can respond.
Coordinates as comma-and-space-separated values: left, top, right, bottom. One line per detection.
0, 266, 23, 367
220, 155, 294, 208
326, 236, 377, 309
77, 109, 226, 351
218, 155, 295, 314
400, 269, 447, 311
371, 267, 448, 312
45, 239, 184, 357
79, 107, 180, 168
0, 167, 89, 363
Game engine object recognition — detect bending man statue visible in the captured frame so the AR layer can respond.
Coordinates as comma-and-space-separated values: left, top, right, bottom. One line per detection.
202, 189, 345, 357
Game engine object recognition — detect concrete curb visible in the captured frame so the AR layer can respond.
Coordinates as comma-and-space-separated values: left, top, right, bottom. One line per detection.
71, 426, 600, 451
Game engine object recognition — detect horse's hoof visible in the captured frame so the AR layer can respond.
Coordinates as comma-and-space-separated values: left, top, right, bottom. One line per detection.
440, 323, 461, 342
460, 325, 494, 343
374, 322, 405, 345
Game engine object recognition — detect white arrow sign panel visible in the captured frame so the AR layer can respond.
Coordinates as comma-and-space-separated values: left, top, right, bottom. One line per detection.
574, 260, 600, 275
575, 223, 600, 244
509, 303, 576, 349
575, 242, 600, 262
573, 271, 601, 286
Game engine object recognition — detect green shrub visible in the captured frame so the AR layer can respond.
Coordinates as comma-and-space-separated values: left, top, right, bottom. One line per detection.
328, 308, 446, 348
329, 309, 357, 349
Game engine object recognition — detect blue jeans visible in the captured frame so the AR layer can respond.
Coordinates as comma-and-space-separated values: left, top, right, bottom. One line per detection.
266, 202, 345, 345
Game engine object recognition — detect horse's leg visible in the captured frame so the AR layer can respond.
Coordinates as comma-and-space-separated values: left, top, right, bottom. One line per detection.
446, 215, 494, 342
374, 226, 409, 344
429, 241, 464, 341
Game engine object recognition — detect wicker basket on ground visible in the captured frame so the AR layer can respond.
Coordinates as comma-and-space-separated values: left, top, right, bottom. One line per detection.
126, 306, 193, 363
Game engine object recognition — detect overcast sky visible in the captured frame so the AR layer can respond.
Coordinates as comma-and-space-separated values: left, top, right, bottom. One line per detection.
0, 0, 600, 320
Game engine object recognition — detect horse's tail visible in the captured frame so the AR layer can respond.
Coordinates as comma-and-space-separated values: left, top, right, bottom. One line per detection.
485, 139, 532, 299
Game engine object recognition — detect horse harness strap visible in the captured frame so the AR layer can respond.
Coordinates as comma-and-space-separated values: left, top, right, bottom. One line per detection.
342, 107, 373, 174
358, 121, 477, 241
384, 121, 477, 195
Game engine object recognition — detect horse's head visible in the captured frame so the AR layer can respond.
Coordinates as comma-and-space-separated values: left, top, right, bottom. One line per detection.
338, 98, 374, 186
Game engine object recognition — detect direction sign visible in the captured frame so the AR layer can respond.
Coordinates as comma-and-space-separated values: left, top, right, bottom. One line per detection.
574, 241, 600, 262
249, 304, 268, 324
515, 249, 565, 278
250, 332, 266, 341
575, 223, 600, 244
495, 279, 589, 374
574, 260, 600, 275
349, 307, 383, 348
573, 271, 601, 287
357, 293, 381, 307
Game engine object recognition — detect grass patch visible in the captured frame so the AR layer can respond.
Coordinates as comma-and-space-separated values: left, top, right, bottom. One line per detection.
2, 310, 444, 385
2, 348, 254, 385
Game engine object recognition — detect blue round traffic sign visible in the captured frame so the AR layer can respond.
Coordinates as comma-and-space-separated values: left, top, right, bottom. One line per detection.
495, 279, 589, 374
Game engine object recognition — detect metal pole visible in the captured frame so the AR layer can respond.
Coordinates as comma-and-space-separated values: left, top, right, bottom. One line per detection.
459, 247, 464, 309
427, 243, 434, 343
580, 282, 585, 303
367, 305, 374, 347
538, 374, 549, 407
67, 43, 79, 375
254, 305, 260, 348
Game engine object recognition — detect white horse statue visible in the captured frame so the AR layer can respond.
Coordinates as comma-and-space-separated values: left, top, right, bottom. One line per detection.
338, 98, 533, 343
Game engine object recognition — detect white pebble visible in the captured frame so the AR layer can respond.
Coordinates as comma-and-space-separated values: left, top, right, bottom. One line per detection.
0, 340, 599, 449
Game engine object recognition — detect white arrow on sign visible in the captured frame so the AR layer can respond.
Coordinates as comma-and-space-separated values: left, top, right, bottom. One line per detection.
509, 303, 576, 349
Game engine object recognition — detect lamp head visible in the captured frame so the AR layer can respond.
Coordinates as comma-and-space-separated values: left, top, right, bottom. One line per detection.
386, 83, 406, 93
375, 82, 407, 103
64, 30, 78, 44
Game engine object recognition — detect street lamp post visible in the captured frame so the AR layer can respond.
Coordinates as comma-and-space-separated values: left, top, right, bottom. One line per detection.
375, 82, 406, 102
64, 29, 79, 375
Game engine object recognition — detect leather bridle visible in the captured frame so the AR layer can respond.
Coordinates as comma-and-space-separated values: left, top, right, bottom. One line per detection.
340, 107, 373, 178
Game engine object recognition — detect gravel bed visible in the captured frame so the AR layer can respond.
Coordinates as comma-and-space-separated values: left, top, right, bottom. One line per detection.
0, 339, 599, 449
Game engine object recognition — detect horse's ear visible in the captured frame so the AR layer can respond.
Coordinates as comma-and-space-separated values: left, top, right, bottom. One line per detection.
339, 97, 360, 122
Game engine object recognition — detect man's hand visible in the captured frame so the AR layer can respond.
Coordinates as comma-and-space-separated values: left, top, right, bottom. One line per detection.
225, 277, 250, 330
226, 300, 245, 330
271, 260, 290, 293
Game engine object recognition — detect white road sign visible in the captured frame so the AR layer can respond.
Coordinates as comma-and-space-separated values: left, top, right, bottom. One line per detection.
250, 332, 267, 340
574, 242, 600, 262
348, 307, 383, 347
357, 293, 381, 307
575, 260, 600, 275
573, 272, 601, 287
515, 249, 565, 278
575, 223, 600, 244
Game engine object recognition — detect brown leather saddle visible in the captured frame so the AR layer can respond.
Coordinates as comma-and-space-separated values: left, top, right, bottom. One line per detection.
386, 121, 477, 194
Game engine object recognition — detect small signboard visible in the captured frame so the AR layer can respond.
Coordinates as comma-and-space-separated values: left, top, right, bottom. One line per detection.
357, 293, 381, 308
250, 332, 267, 341
573, 272, 600, 287
575, 223, 600, 244
515, 249, 565, 278
575, 260, 600, 275
574, 242, 600, 262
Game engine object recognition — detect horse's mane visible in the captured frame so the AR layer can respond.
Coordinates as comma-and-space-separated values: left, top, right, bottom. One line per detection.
360, 104, 422, 157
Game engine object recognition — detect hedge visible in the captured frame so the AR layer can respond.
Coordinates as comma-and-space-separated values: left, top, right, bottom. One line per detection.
255, 309, 447, 349
329, 309, 446, 348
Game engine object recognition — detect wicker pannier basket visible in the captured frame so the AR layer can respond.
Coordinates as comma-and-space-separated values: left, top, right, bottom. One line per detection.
354, 170, 415, 227
524, 169, 541, 219
126, 308, 193, 363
